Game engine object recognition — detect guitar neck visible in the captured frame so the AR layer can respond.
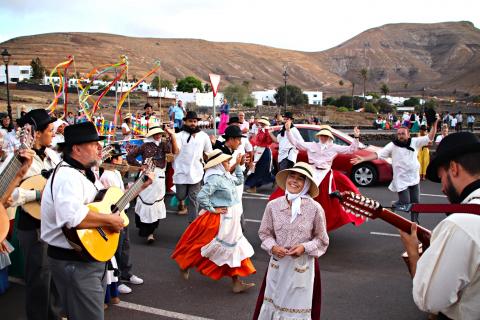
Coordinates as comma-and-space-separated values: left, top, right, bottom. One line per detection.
113, 172, 146, 212
0, 154, 23, 202
378, 208, 431, 248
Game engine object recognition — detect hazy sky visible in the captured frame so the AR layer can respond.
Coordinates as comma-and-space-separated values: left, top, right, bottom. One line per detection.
0, 0, 478, 52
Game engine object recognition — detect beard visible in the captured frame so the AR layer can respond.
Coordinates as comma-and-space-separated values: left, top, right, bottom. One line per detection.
444, 174, 462, 204
85, 159, 99, 169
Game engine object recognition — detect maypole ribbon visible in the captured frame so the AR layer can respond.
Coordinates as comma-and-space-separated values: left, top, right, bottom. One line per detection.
46, 56, 74, 115
114, 60, 161, 126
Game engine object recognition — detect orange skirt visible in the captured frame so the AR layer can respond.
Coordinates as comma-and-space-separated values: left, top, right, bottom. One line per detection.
171, 210, 256, 280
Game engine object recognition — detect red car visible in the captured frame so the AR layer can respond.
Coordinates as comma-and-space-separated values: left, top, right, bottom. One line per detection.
268, 124, 392, 187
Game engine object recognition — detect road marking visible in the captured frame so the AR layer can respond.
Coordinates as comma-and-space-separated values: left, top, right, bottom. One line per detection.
242, 195, 269, 200
115, 301, 214, 320
245, 218, 262, 223
242, 191, 271, 197
8, 276, 25, 285
421, 193, 446, 198
370, 232, 400, 238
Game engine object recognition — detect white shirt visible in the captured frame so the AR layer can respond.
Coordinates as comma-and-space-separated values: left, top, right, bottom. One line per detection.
239, 121, 250, 133
50, 134, 64, 149
450, 118, 457, 127
413, 187, 480, 320
278, 126, 302, 163
121, 123, 132, 138
376, 135, 430, 192
100, 169, 129, 210
435, 134, 446, 145
173, 130, 213, 184
41, 163, 99, 249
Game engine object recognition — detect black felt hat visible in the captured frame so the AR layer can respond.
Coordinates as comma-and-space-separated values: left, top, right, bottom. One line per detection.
58, 121, 106, 146
227, 116, 240, 125
222, 125, 246, 139
426, 132, 480, 182
24, 109, 56, 131
183, 111, 201, 121
282, 111, 294, 120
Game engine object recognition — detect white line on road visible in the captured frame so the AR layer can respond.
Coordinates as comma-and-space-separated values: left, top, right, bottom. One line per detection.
242, 195, 269, 200
421, 193, 446, 198
370, 232, 400, 238
245, 218, 262, 223
115, 301, 214, 320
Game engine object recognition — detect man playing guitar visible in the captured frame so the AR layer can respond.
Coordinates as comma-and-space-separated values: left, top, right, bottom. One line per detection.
41, 122, 152, 320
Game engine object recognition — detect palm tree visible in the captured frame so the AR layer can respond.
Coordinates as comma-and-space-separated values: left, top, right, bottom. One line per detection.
380, 83, 390, 98
359, 68, 368, 101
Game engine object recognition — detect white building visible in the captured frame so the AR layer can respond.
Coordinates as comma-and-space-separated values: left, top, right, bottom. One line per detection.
0, 65, 32, 83
251, 90, 276, 106
147, 89, 224, 107
304, 91, 323, 105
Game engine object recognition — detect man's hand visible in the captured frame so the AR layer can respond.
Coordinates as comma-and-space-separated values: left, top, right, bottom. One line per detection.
107, 213, 124, 233
350, 155, 365, 165
164, 127, 175, 136
140, 172, 154, 190
214, 207, 228, 214
399, 223, 420, 258
235, 153, 243, 166
287, 244, 305, 257
209, 134, 217, 145
272, 245, 289, 258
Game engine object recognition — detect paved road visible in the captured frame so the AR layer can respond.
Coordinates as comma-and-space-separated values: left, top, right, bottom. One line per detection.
1, 179, 448, 320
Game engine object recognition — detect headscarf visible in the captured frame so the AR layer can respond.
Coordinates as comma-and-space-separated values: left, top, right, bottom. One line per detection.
203, 163, 228, 183
285, 177, 311, 223
145, 136, 160, 146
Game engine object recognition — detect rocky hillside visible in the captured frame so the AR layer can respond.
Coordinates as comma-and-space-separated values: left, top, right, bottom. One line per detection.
1, 21, 479, 94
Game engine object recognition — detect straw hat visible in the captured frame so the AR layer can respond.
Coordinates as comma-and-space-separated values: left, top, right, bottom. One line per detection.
145, 126, 164, 138
275, 162, 319, 198
257, 116, 270, 126
204, 149, 232, 169
318, 124, 333, 131
124, 113, 132, 120
315, 128, 334, 140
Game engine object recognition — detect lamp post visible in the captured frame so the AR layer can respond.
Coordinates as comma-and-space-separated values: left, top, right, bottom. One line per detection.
282, 65, 288, 114
1, 49, 12, 120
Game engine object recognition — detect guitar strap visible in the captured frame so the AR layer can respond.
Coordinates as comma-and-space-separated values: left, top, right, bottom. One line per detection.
50, 161, 98, 202
410, 201, 480, 215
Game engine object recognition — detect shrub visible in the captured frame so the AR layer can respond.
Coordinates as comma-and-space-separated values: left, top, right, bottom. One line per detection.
337, 107, 349, 112
364, 103, 378, 113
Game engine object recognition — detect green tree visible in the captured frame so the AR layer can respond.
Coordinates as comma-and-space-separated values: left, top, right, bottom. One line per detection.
30, 57, 45, 79
176, 76, 204, 93
151, 76, 160, 90
375, 98, 394, 113
160, 79, 173, 90
223, 83, 250, 106
364, 102, 378, 113
204, 83, 211, 92
404, 97, 420, 107
243, 96, 255, 108
274, 85, 308, 107
380, 83, 390, 98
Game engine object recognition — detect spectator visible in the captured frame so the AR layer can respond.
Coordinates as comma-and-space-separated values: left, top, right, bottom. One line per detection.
455, 111, 463, 132
467, 114, 475, 132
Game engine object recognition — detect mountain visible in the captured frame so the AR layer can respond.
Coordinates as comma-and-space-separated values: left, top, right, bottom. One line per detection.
2, 21, 479, 95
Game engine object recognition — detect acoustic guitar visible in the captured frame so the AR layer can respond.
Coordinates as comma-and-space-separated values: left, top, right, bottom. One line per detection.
331, 191, 432, 274
63, 158, 155, 262
0, 124, 34, 205
20, 145, 114, 220
0, 204, 9, 242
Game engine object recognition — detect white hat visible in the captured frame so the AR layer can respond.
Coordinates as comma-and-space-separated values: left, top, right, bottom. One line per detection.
275, 162, 319, 198
204, 149, 232, 169
145, 126, 164, 137
315, 128, 334, 140
257, 116, 270, 126
53, 119, 68, 133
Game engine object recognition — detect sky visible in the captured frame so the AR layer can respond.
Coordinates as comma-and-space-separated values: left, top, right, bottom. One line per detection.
0, 0, 478, 52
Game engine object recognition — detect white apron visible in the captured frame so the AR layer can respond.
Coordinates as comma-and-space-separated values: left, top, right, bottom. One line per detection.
258, 254, 315, 320
312, 168, 333, 194
135, 167, 166, 223
200, 204, 254, 267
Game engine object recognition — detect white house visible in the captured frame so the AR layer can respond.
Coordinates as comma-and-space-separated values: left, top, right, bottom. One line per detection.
147, 89, 224, 107
251, 90, 276, 106
304, 91, 323, 105
0, 65, 32, 83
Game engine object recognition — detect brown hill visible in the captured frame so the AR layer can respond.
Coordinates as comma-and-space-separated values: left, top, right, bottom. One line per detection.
1, 21, 479, 94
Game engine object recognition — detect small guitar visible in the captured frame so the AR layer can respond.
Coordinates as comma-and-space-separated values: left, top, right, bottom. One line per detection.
0, 124, 34, 205
20, 145, 114, 220
0, 204, 9, 242
63, 158, 155, 262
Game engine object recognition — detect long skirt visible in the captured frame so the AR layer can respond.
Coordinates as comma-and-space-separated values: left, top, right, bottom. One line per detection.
171, 205, 256, 280
269, 170, 364, 231
245, 148, 275, 189
135, 167, 166, 237
252, 258, 321, 320
218, 113, 229, 134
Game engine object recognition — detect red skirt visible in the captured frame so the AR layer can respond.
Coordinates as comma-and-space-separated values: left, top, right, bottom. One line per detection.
171, 211, 256, 280
252, 259, 322, 320
269, 170, 364, 231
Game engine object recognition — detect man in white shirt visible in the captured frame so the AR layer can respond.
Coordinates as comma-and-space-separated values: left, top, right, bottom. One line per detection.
174, 111, 213, 222
435, 124, 449, 145
50, 119, 68, 149
238, 112, 250, 134
41, 122, 152, 320
268, 112, 302, 170
400, 132, 480, 320
352, 119, 439, 222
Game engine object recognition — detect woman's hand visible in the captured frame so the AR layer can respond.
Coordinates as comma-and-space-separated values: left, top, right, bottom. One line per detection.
287, 244, 305, 257
272, 245, 289, 258
284, 120, 292, 131
214, 207, 228, 214
353, 126, 360, 138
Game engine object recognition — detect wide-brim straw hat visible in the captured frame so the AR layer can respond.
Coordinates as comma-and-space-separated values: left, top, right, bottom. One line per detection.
204, 149, 232, 169
315, 128, 334, 140
275, 162, 319, 198
124, 113, 132, 120
145, 126, 164, 138
257, 116, 270, 126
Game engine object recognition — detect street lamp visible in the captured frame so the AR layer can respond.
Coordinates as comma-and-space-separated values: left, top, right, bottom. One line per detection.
282, 65, 288, 114
1, 49, 12, 120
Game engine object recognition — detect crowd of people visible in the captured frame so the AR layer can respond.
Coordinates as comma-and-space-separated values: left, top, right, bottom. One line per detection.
0, 101, 479, 320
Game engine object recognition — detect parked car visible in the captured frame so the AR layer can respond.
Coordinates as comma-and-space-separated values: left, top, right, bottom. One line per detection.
268, 124, 392, 187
